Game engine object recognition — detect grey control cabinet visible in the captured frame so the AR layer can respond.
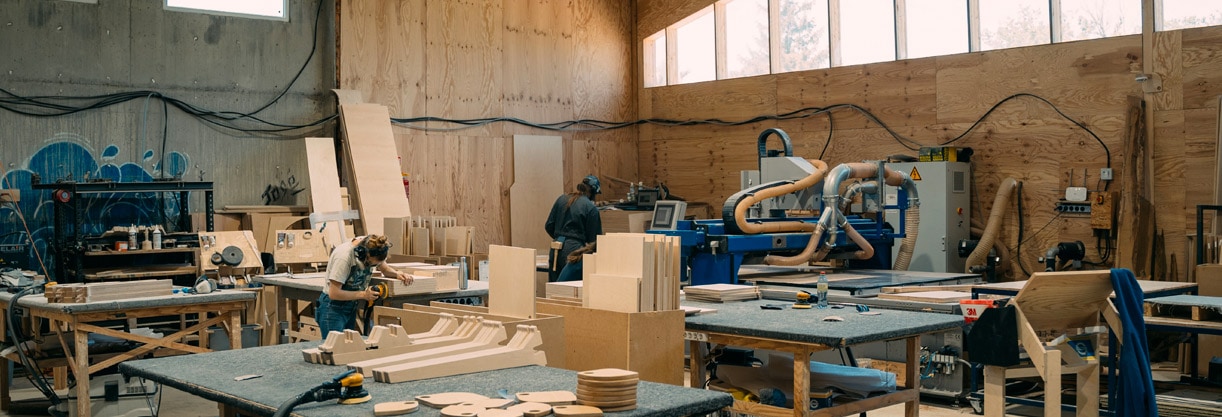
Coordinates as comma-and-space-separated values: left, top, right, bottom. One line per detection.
883, 162, 972, 273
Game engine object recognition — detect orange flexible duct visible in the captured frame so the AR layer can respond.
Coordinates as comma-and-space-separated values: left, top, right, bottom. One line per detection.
765, 210, 831, 265
732, 159, 829, 235
965, 178, 1017, 273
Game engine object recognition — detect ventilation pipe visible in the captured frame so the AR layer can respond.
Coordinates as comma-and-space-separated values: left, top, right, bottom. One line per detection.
822, 163, 920, 270
838, 181, 879, 213
730, 160, 829, 235
965, 178, 1017, 273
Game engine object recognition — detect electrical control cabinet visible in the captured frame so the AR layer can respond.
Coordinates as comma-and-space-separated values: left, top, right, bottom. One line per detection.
883, 162, 972, 273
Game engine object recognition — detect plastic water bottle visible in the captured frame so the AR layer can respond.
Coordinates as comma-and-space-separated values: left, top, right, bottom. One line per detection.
817, 271, 829, 309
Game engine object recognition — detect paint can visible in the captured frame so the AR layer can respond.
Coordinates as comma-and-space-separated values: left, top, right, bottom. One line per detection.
115, 241, 129, 251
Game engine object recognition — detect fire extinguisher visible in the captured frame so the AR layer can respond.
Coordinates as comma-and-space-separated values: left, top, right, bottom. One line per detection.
399, 157, 410, 199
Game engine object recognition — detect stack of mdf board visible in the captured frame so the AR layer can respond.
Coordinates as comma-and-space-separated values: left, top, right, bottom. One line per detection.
391, 264, 460, 291
582, 233, 681, 314
46, 280, 173, 303
371, 276, 437, 295
546, 281, 583, 301
682, 284, 761, 303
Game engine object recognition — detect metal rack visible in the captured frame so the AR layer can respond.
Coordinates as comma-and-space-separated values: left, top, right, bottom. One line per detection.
30, 180, 214, 283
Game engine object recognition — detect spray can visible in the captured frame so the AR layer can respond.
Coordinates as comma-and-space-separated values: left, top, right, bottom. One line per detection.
128, 225, 138, 249
816, 271, 829, 309
152, 226, 163, 250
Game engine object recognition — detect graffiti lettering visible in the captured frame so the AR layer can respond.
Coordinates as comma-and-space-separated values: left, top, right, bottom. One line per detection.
261, 174, 305, 205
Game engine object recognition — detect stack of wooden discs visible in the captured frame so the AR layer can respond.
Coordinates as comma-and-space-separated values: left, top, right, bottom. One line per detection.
576, 368, 639, 412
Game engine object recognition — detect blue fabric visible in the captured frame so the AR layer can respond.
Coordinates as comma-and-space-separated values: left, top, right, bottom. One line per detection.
557, 260, 583, 282
315, 263, 373, 336
1110, 268, 1158, 417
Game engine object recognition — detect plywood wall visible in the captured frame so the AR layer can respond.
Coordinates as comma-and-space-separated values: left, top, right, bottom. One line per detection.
638, 0, 1222, 281
339, 0, 637, 251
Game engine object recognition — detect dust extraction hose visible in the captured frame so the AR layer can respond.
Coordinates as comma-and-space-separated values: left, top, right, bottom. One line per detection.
965, 178, 1018, 273
731, 159, 829, 235
823, 163, 920, 270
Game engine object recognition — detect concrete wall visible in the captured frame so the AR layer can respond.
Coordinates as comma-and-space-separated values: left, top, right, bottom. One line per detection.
0, 0, 335, 272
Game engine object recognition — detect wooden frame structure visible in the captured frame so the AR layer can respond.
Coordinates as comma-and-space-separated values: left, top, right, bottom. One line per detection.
982, 270, 1124, 417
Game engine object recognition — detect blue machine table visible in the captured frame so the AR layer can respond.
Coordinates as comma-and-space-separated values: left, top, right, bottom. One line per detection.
119, 342, 734, 417
683, 299, 964, 417
739, 266, 980, 296
0, 289, 254, 416
251, 274, 490, 344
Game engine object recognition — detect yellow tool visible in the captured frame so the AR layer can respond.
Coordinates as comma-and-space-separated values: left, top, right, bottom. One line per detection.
793, 291, 812, 309
367, 282, 389, 308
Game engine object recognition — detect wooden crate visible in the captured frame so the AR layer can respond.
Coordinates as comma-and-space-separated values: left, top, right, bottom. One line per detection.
535, 298, 684, 385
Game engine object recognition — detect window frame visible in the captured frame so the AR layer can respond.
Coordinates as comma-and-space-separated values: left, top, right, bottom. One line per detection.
164, 0, 289, 22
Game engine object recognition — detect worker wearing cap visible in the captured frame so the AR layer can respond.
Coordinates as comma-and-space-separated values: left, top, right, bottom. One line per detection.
545, 175, 604, 282
316, 235, 412, 336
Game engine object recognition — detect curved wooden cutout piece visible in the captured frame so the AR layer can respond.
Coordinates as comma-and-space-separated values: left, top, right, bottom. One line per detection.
416, 392, 490, 408
373, 325, 547, 383
441, 404, 486, 417
479, 409, 524, 417
374, 400, 420, 416
576, 369, 638, 381
507, 402, 552, 417
349, 320, 507, 376
551, 405, 602, 417
514, 391, 576, 405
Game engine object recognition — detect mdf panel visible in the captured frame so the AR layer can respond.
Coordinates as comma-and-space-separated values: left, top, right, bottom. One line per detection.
502, 0, 575, 137
338, 0, 426, 119
425, 0, 504, 138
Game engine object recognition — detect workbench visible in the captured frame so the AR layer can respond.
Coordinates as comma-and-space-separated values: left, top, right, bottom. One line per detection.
251, 274, 490, 344
683, 299, 963, 417
740, 266, 980, 296
118, 342, 733, 417
0, 289, 254, 416
971, 279, 1197, 299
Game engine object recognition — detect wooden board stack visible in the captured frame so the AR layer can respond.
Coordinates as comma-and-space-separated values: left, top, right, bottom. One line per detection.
582, 233, 681, 313
682, 284, 761, 303
576, 368, 638, 412
546, 281, 583, 301
45, 280, 174, 303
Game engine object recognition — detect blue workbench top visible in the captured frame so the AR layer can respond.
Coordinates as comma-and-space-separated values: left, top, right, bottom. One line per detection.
119, 342, 732, 417
683, 299, 964, 347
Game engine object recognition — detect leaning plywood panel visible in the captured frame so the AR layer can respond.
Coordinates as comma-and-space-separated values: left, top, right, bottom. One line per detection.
339, 103, 412, 235
304, 137, 345, 247
511, 135, 564, 252
489, 245, 538, 319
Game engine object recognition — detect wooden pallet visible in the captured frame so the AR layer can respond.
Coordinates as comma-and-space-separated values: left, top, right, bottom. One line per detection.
1145, 302, 1222, 322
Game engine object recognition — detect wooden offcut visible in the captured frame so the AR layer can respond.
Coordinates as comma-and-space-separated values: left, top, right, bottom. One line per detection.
338, 103, 412, 235
304, 137, 346, 247
489, 245, 537, 319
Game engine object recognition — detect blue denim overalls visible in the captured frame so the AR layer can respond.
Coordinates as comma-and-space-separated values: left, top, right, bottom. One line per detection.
315, 263, 372, 336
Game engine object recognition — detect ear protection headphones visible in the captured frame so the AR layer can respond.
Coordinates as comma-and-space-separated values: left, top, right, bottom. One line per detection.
353, 236, 390, 262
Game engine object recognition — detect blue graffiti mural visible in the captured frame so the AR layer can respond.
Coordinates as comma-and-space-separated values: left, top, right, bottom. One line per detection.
1, 133, 190, 275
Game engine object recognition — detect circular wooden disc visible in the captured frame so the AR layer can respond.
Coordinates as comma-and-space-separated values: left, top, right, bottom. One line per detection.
574, 383, 635, 393
575, 379, 638, 389
574, 398, 640, 408
576, 369, 639, 382
441, 405, 486, 417
576, 393, 636, 402
479, 409, 524, 417
506, 402, 553, 417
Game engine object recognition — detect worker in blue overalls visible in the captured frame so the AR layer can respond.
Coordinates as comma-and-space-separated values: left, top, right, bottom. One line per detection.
316, 235, 412, 336
545, 175, 604, 282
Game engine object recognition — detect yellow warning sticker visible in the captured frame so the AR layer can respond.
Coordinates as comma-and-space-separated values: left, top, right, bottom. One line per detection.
910, 167, 922, 181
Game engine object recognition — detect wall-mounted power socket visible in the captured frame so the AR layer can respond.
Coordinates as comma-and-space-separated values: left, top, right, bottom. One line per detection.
1065, 187, 1088, 202
1100, 168, 1113, 181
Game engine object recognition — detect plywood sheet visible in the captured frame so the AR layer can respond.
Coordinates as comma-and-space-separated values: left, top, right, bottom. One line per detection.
511, 135, 564, 252
339, 103, 412, 236
489, 245, 537, 319
304, 137, 346, 247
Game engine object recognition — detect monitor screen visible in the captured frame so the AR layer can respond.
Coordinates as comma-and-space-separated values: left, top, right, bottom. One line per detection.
650, 201, 686, 230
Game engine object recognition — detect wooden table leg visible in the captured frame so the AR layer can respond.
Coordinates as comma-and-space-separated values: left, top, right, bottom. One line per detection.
792, 347, 811, 417
688, 341, 704, 388
229, 310, 243, 350
74, 326, 91, 417
1044, 349, 1061, 417
983, 366, 1005, 417
1077, 363, 1100, 417
905, 336, 920, 417
1, 356, 10, 411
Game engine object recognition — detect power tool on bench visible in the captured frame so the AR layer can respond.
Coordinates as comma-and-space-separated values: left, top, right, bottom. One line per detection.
273, 369, 371, 417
